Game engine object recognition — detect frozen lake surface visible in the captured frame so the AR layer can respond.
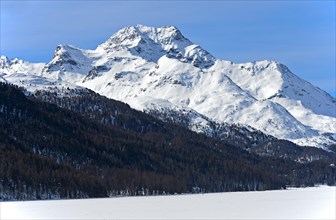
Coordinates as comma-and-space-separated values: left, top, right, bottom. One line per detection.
1, 186, 335, 219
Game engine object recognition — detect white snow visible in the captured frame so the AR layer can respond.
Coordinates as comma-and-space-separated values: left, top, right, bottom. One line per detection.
218, 60, 336, 136
1, 25, 335, 148
1, 186, 335, 219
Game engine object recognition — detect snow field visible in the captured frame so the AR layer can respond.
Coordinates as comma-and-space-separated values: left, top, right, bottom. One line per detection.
1, 186, 335, 219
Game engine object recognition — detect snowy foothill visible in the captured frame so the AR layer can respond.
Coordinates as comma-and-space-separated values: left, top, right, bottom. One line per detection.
1, 186, 335, 219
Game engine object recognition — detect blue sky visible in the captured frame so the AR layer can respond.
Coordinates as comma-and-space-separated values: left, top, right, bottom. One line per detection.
1, 0, 335, 96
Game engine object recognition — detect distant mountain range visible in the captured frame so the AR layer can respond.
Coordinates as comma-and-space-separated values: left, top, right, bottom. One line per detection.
1, 25, 335, 149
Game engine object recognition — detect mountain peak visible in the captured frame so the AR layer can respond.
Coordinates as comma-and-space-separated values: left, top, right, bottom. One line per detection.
52, 44, 81, 60
98, 25, 215, 67
0, 56, 27, 71
98, 26, 143, 52
98, 24, 187, 52
0, 56, 10, 69
0, 55, 9, 62
134, 24, 186, 45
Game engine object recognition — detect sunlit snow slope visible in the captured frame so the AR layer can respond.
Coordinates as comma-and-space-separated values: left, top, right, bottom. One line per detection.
1, 25, 335, 148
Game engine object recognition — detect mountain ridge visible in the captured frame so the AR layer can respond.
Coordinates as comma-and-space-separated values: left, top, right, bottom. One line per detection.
1, 25, 335, 149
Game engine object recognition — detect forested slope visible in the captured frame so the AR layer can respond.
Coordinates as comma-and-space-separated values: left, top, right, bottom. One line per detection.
0, 83, 335, 201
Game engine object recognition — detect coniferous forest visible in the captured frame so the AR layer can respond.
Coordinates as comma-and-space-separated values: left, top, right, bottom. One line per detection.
0, 83, 335, 201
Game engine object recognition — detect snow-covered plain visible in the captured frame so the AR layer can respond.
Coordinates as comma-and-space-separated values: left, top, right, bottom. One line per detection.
1, 186, 335, 219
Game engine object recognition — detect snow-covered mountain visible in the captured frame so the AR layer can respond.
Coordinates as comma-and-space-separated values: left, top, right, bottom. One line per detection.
1, 24, 335, 149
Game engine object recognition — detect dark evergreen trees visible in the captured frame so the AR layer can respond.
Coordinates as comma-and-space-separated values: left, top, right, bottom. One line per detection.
0, 83, 335, 201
